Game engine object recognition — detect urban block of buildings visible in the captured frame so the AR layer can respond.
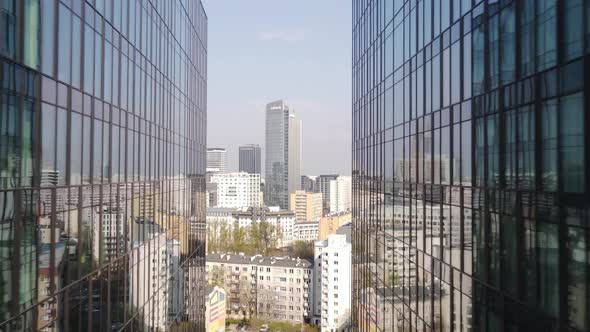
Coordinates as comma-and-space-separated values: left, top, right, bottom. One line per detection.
206, 253, 313, 324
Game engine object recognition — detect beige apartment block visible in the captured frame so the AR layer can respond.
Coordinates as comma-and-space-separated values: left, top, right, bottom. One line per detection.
318, 211, 352, 241
290, 190, 323, 223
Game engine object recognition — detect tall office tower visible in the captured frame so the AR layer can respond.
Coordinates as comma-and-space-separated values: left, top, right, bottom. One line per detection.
329, 176, 352, 214
301, 175, 317, 192
353, 1, 590, 331
0, 1, 207, 330
265, 100, 301, 209
239, 144, 262, 174
316, 174, 338, 215
207, 148, 228, 173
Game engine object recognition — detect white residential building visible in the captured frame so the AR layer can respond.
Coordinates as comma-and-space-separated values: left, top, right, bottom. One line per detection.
207, 148, 227, 173
329, 176, 352, 214
205, 253, 313, 324
313, 234, 351, 331
293, 221, 319, 242
210, 172, 262, 208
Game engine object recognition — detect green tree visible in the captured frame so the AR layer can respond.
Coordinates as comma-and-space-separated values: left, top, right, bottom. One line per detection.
291, 240, 314, 260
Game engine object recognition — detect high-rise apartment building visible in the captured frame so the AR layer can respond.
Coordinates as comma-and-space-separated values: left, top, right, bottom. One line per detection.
209, 172, 262, 208
207, 148, 228, 173
265, 100, 301, 209
0, 1, 207, 330
239, 144, 262, 174
313, 234, 352, 330
329, 176, 352, 214
353, 1, 590, 331
290, 190, 323, 223
316, 174, 338, 215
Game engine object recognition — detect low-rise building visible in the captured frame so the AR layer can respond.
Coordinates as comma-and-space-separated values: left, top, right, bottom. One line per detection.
318, 212, 352, 241
206, 253, 313, 324
232, 207, 296, 247
293, 221, 319, 242
210, 172, 262, 208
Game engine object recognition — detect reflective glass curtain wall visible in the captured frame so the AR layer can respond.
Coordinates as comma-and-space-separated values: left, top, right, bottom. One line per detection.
0, 0, 207, 330
352, 0, 590, 331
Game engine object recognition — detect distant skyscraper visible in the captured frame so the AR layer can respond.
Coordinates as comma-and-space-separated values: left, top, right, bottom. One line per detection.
316, 174, 338, 215
264, 100, 301, 209
207, 148, 228, 173
239, 144, 262, 174
301, 175, 317, 192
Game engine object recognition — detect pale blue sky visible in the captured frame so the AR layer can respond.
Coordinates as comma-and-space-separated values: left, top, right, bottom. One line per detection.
202, 1, 352, 175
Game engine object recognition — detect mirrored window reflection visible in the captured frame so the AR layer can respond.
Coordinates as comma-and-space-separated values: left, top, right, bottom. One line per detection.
71, 14, 82, 88
57, 4, 71, 84
560, 93, 584, 193
536, 0, 557, 71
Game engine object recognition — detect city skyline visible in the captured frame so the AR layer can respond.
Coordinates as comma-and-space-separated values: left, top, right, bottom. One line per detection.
203, 0, 352, 176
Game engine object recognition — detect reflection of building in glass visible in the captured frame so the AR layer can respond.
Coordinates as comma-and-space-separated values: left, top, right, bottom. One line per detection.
353, 1, 589, 331
0, 0, 208, 330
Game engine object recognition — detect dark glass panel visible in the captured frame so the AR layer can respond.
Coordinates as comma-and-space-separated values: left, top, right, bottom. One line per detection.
536, 0, 557, 71
500, 4, 515, 84
564, 0, 584, 61
541, 99, 558, 191
57, 4, 72, 83
560, 93, 584, 193
520, 0, 535, 77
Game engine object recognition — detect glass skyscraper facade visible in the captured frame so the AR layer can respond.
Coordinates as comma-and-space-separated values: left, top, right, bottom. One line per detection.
265, 100, 301, 210
239, 144, 262, 175
352, 0, 590, 331
0, 0, 207, 331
